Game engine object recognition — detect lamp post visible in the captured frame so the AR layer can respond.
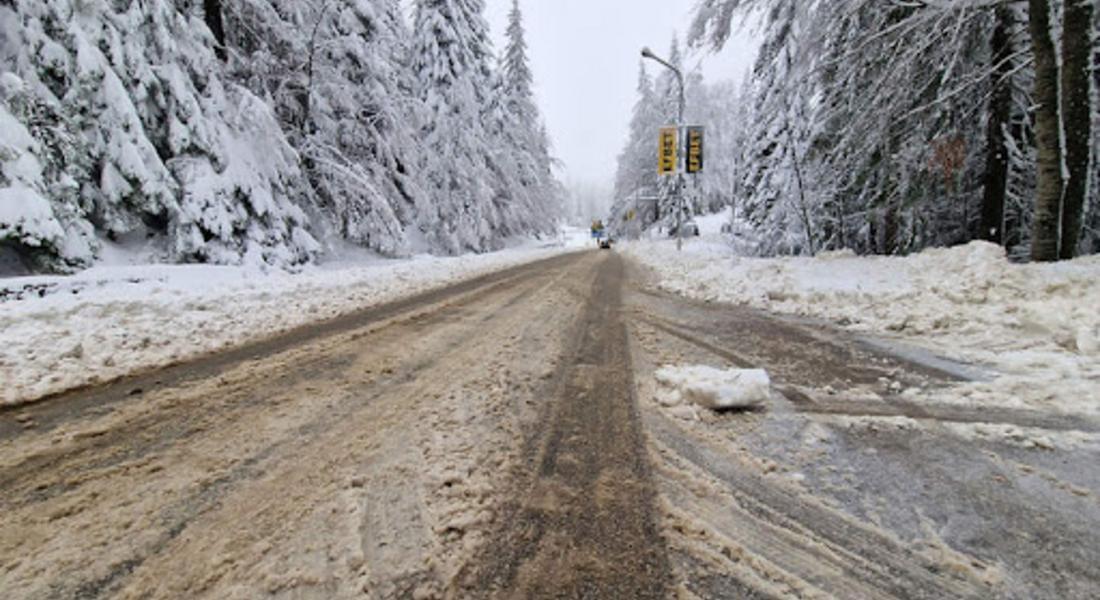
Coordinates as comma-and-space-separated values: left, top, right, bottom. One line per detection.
642, 46, 686, 251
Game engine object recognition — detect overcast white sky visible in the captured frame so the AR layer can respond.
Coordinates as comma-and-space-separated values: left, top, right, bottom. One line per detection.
483, 0, 760, 191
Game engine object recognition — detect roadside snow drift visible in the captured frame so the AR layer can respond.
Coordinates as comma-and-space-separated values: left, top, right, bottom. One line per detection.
624, 233, 1100, 416
655, 365, 771, 411
0, 241, 582, 406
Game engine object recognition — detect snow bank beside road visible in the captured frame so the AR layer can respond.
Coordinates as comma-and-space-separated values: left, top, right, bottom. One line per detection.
623, 236, 1100, 416
0, 240, 581, 406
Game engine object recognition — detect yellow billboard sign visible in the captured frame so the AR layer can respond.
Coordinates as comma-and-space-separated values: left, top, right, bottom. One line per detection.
658, 127, 678, 175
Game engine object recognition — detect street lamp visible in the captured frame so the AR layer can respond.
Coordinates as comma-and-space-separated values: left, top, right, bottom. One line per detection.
642, 46, 686, 251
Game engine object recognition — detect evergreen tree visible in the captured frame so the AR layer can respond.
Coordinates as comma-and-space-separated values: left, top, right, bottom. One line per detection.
411, 0, 501, 253
0, 0, 565, 272
502, 0, 535, 122
610, 62, 660, 232
493, 0, 560, 237
1, 0, 318, 270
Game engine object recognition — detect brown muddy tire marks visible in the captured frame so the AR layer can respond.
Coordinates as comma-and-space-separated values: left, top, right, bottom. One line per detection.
0, 252, 597, 599
8, 246, 1095, 599
457, 253, 673, 599
0, 259, 565, 509
0, 252, 584, 440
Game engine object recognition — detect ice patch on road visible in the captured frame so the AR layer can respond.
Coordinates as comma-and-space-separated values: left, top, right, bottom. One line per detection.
655, 365, 771, 411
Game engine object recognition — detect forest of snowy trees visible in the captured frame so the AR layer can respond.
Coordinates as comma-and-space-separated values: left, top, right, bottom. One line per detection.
0, 0, 561, 273
614, 0, 1099, 262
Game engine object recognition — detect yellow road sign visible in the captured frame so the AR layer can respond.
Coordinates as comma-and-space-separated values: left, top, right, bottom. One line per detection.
658, 127, 678, 175
686, 126, 704, 174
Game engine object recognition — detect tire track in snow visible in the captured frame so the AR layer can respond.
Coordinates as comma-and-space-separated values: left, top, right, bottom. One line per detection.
0, 253, 588, 599
458, 253, 673, 599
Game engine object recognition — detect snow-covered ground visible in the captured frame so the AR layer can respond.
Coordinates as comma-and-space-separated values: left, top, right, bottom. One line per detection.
0, 228, 590, 406
623, 210, 1100, 417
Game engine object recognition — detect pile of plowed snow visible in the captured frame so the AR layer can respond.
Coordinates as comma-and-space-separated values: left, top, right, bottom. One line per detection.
624, 237, 1100, 416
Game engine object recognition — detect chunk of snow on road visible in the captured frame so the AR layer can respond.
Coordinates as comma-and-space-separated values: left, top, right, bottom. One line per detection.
655, 365, 771, 410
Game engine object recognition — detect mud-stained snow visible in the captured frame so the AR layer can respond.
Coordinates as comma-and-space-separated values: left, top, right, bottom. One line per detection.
0, 234, 586, 406
623, 234, 1100, 416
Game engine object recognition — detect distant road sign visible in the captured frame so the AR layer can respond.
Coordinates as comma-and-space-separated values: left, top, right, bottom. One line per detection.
686, 126, 704, 174
658, 127, 678, 175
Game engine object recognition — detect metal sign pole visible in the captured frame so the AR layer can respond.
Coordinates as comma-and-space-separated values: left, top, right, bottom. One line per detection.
676, 76, 685, 253
642, 46, 687, 252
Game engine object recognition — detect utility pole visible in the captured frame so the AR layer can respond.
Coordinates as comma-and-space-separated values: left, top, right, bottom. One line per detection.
642, 47, 685, 251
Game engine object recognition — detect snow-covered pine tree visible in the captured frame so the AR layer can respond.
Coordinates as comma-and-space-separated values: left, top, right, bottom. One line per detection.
815, 3, 1000, 254
218, 0, 426, 257
1, 73, 94, 272
610, 61, 660, 233
734, 0, 824, 256
498, 0, 561, 236
411, 0, 503, 253
688, 78, 746, 217
483, 70, 529, 239
1, 0, 318, 271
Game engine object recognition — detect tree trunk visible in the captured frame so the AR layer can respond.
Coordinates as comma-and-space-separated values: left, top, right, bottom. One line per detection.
1058, 0, 1094, 259
784, 122, 816, 256
884, 204, 899, 255
868, 212, 879, 254
1028, 0, 1064, 262
980, 6, 1013, 245
203, 0, 227, 61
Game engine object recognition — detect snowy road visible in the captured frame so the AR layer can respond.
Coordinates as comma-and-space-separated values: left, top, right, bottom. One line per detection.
2, 251, 1099, 598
